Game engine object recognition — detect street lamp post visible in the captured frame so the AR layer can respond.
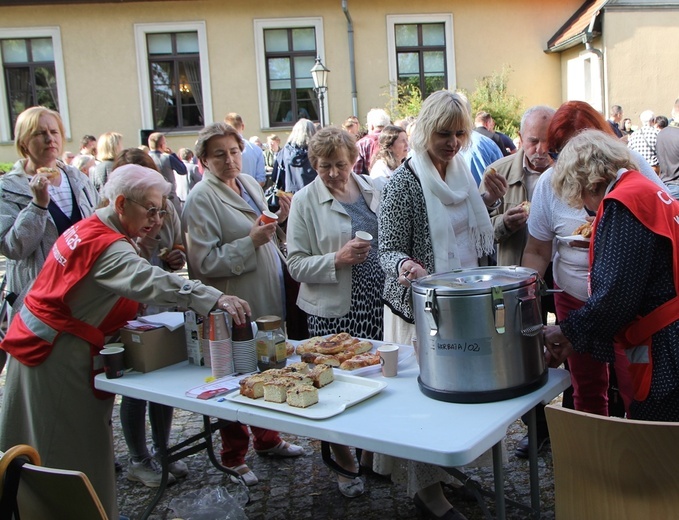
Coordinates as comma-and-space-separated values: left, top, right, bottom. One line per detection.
310, 56, 330, 127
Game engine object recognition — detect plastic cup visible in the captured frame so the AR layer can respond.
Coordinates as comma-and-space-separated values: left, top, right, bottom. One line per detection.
378, 344, 400, 377
260, 210, 279, 225
355, 231, 373, 242
100, 345, 125, 379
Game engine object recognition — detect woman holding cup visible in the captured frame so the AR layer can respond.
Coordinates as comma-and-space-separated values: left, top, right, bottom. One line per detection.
286, 126, 384, 497
182, 122, 303, 486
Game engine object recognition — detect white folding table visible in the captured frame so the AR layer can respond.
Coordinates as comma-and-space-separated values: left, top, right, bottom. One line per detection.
96, 360, 570, 519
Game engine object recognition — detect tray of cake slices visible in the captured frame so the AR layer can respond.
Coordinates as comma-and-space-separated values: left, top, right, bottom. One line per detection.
225, 362, 387, 419
288, 333, 415, 377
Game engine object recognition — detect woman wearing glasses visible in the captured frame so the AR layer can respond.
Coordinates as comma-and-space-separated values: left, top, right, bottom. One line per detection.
0, 164, 250, 520
182, 122, 303, 486
110, 149, 189, 488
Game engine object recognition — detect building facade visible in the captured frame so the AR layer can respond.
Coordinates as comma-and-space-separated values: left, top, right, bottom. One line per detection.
0, 0, 598, 162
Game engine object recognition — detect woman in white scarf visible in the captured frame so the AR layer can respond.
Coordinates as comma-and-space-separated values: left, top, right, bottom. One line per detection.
377, 90, 507, 520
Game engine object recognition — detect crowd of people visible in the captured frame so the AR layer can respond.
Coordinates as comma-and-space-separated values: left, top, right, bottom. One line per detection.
2, 94, 679, 520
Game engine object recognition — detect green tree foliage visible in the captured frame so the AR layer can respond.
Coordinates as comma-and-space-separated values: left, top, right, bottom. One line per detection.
465, 66, 523, 139
383, 66, 523, 139
383, 82, 423, 122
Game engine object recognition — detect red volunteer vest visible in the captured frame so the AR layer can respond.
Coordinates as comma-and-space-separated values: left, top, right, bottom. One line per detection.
592, 171, 679, 401
1, 214, 139, 398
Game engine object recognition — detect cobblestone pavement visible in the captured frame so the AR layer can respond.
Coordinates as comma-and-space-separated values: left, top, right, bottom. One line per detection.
0, 369, 559, 520
111, 405, 558, 520
0, 255, 560, 519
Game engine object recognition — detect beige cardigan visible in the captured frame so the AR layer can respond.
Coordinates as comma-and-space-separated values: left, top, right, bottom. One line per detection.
286, 173, 378, 318
181, 171, 284, 319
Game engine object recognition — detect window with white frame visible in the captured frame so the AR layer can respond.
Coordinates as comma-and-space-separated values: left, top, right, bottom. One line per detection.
135, 22, 212, 133
254, 18, 325, 129
387, 14, 456, 101
0, 27, 70, 142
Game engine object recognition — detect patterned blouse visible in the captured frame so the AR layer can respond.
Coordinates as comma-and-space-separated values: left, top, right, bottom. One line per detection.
561, 198, 679, 420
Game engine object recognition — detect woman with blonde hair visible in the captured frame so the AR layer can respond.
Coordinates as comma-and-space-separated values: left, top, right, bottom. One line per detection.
544, 129, 679, 421
0, 106, 99, 321
92, 131, 123, 191
269, 118, 317, 210
377, 90, 505, 520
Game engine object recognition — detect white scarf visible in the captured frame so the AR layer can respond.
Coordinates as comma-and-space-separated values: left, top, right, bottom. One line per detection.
411, 150, 494, 272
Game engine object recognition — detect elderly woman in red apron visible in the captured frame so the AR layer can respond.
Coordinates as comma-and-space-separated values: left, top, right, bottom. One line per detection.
0, 164, 250, 519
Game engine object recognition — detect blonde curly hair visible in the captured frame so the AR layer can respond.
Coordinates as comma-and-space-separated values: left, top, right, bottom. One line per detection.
552, 129, 637, 208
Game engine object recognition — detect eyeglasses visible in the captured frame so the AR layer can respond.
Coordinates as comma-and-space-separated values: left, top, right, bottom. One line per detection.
548, 151, 560, 162
127, 198, 167, 219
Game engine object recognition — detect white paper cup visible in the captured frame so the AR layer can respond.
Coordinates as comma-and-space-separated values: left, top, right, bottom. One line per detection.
355, 231, 373, 242
377, 344, 399, 377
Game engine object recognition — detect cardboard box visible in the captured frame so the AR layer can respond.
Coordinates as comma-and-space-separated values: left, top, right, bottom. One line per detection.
184, 311, 210, 367
119, 325, 187, 373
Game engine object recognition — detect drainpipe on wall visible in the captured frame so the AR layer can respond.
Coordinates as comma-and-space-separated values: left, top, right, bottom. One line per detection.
584, 12, 606, 113
341, 0, 358, 117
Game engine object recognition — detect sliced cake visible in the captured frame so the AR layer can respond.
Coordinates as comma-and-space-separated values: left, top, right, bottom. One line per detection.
286, 385, 319, 408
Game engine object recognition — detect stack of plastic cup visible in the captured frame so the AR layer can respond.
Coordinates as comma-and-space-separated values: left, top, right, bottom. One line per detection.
232, 318, 258, 374
209, 310, 234, 378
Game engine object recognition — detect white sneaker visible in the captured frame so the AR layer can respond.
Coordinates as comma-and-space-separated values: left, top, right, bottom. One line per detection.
151, 447, 189, 479
126, 457, 177, 488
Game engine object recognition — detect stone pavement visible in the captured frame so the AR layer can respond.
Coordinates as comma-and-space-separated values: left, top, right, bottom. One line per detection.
0, 254, 560, 519
108, 398, 558, 520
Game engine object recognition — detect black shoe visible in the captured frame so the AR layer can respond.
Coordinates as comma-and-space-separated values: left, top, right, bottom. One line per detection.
115, 460, 123, 473
442, 482, 478, 503
514, 433, 550, 459
413, 493, 468, 520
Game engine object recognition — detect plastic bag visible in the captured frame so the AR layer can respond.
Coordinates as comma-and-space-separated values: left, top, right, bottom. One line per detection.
169, 485, 248, 520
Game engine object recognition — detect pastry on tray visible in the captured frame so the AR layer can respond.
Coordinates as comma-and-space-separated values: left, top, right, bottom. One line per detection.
296, 333, 374, 368
339, 353, 380, 371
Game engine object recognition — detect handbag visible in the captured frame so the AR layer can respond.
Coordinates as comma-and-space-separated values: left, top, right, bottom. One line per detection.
265, 159, 286, 212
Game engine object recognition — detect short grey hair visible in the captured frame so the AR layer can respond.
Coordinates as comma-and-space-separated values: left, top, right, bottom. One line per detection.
286, 118, 316, 147
409, 90, 472, 154
366, 108, 391, 129
640, 110, 655, 124
520, 106, 556, 132
552, 129, 637, 208
194, 122, 243, 165
72, 154, 94, 172
102, 164, 171, 203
